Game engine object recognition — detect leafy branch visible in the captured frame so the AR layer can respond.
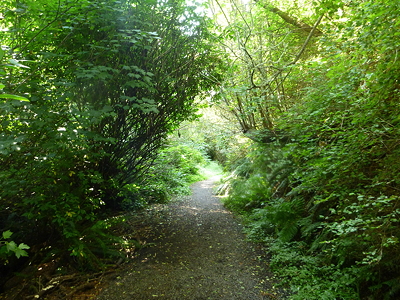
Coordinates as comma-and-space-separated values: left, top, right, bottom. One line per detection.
0, 230, 30, 262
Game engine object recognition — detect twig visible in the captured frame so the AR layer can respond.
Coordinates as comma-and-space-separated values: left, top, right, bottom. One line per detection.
26, 270, 116, 299
66, 281, 97, 299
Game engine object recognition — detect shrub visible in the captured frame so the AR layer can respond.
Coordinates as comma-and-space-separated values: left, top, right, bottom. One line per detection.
119, 144, 207, 209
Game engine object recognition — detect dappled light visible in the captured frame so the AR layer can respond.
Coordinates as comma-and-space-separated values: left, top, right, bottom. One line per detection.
97, 179, 282, 299
1, 0, 400, 298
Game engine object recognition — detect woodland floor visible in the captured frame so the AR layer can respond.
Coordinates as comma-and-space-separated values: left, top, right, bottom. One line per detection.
96, 177, 285, 300
0, 177, 287, 299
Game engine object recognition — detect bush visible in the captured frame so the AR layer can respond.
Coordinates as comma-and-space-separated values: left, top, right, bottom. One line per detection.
221, 1, 400, 298
119, 144, 208, 209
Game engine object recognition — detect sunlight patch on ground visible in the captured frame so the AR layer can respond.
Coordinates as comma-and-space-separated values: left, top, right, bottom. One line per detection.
198, 161, 224, 182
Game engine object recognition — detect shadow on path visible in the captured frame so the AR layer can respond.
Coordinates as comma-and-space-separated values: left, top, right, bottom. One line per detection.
97, 178, 280, 300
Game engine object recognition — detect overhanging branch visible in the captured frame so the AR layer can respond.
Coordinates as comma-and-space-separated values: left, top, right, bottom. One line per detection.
257, 3, 323, 36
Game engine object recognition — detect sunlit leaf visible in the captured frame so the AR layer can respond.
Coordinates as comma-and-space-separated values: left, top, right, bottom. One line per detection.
8, 59, 29, 68
2, 230, 12, 240
0, 94, 30, 102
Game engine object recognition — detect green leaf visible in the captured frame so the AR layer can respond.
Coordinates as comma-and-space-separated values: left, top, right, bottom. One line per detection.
6, 241, 17, 252
8, 59, 29, 68
18, 243, 30, 250
14, 244, 30, 258
2, 230, 12, 239
0, 94, 30, 102
0, 84, 5, 90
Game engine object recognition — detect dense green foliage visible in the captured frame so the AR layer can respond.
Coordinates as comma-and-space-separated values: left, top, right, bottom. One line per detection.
171, 107, 248, 165
0, 0, 220, 271
2, 0, 400, 298
120, 144, 208, 210
218, 0, 400, 298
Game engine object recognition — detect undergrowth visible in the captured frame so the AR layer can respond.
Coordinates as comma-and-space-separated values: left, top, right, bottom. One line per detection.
119, 144, 209, 210
222, 136, 400, 299
220, 2, 400, 298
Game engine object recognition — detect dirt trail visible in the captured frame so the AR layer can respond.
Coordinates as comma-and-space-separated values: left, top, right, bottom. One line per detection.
97, 177, 280, 300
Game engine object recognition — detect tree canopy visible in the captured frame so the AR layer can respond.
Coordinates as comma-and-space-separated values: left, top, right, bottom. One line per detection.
0, 0, 221, 266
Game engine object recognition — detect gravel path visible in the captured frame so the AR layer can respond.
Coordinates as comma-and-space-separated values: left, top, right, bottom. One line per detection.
96, 177, 280, 300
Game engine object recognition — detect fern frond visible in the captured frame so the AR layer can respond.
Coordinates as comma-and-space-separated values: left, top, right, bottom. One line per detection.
279, 221, 299, 242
